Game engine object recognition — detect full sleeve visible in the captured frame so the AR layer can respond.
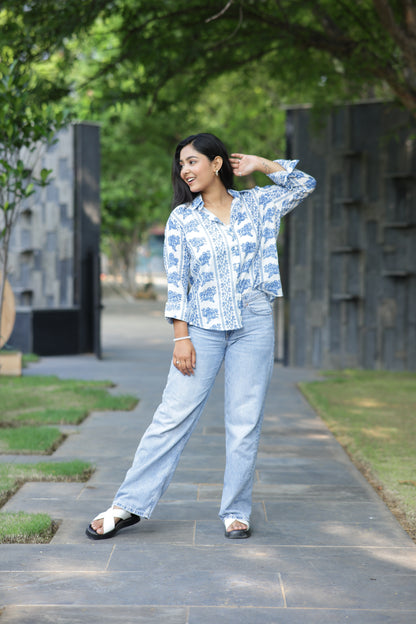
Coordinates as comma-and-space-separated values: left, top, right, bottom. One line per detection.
262, 159, 316, 216
163, 214, 190, 324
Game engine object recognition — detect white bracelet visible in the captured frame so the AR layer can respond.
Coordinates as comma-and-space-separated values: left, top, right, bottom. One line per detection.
173, 336, 191, 342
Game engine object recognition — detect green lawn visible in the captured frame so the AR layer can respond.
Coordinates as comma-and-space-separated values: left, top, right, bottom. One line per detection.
299, 370, 416, 540
0, 375, 138, 426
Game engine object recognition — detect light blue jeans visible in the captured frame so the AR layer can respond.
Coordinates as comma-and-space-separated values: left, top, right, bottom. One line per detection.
113, 290, 275, 527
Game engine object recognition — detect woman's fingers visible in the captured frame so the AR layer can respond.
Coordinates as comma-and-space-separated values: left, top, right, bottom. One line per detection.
174, 358, 194, 376
173, 345, 196, 376
229, 153, 256, 176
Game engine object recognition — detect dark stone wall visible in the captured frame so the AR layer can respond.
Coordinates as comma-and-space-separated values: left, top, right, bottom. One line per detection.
8, 123, 101, 356
285, 102, 416, 370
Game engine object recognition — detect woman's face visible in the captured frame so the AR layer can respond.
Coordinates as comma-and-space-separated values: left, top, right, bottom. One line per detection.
179, 144, 219, 194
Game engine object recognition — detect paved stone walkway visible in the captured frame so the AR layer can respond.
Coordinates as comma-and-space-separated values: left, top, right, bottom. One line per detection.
1, 292, 415, 623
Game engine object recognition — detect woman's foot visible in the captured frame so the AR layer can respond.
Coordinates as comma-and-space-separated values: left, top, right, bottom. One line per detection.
226, 520, 248, 532
224, 518, 251, 539
86, 506, 140, 540
90, 506, 124, 535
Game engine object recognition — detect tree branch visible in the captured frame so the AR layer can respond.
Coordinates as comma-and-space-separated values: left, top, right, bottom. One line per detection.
205, 0, 235, 23
372, 0, 416, 73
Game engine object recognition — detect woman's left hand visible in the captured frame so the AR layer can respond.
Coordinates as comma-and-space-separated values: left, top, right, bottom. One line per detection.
229, 153, 259, 177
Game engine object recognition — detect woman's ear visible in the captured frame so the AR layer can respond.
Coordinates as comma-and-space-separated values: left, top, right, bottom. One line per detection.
213, 155, 223, 172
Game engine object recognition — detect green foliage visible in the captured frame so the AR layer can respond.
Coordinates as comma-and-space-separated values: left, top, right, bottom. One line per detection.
0, 60, 65, 214
37, 0, 410, 115
2, 1, 415, 115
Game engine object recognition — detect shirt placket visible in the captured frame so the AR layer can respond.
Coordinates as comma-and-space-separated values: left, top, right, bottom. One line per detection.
224, 222, 242, 314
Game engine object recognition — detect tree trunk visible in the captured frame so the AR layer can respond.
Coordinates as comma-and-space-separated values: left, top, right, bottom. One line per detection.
0, 229, 11, 344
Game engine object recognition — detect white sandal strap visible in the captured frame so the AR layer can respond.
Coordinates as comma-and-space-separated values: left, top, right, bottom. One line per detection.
224, 517, 250, 530
92, 507, 132, 535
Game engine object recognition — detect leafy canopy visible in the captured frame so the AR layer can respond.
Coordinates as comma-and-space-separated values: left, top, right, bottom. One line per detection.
1, 1, 415, 116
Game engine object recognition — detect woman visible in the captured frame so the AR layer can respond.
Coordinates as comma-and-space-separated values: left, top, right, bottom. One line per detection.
86, 132, 316, 540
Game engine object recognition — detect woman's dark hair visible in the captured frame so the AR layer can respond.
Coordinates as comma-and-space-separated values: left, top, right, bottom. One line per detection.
171, 133, 234, 208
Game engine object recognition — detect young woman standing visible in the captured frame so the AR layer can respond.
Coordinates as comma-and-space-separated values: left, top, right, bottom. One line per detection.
87, 132, 316, 540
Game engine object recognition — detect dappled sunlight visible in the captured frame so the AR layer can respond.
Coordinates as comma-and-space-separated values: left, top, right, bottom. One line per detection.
227, 547, 275, 562
349, 398, 387, 409
225, 574, 278, 595
365, 547, 416, 571
361, 427, 398, 441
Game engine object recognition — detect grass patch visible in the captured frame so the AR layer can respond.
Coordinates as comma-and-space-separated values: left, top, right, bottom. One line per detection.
299, 369, 416, 541
22, 353, 40, 367
0, 426, 64, 454
0, 459, 93, 508
0, 375, 138, 427
0, 460, 93, 542
0, 511, 57, 543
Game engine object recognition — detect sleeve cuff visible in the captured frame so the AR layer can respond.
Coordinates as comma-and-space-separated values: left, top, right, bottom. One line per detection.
267, 159, 299, 183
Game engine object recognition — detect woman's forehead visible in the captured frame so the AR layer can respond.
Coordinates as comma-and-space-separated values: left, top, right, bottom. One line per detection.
179, 144, 202, 161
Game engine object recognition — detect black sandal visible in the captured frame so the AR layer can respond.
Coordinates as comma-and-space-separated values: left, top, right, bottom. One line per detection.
86, 507, 140, 540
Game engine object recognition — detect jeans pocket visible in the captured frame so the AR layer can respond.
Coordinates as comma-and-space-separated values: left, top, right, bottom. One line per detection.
245, 296, 272, 316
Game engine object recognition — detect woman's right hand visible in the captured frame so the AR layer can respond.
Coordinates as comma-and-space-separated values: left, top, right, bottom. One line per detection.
230, 153, 260, 177
173, 339, 196, 376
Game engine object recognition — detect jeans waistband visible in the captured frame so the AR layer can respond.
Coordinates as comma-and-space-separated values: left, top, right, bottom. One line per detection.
241, 290, 269, 305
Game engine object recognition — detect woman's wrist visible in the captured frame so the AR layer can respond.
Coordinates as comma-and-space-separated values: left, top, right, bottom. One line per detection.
173, 319, 190, 340
257, 157, 286, 174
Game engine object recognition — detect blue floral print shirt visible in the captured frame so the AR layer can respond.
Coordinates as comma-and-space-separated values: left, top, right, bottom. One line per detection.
164, 159, 316, 330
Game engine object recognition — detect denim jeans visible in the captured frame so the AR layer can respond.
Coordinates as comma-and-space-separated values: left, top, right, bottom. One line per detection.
113, 290, 275, 526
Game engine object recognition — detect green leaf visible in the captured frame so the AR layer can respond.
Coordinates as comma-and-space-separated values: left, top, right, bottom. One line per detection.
24, 183, 35, 197
39, 168, 52, 185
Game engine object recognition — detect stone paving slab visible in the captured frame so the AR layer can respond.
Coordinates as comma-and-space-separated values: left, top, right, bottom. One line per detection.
0, 606, 187, 624
281, 547, 416, 610
187, 608, 416, 624
264, 500, 403, 523
1, 566, 285, 608
0, 604, 187, 624
0, 543, 114, 572
198, 482, 375, 502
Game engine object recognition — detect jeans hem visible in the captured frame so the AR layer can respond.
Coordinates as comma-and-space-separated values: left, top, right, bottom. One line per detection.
112, 501, 150, 520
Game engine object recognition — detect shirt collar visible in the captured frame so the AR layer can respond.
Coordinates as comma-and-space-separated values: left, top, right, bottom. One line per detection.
190, 189, 239, 210
190, 195, 204, 210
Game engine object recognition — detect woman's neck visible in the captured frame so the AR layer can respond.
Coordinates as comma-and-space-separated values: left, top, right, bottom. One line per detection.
201, 183, 231, 209
201, 183, 233, 225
